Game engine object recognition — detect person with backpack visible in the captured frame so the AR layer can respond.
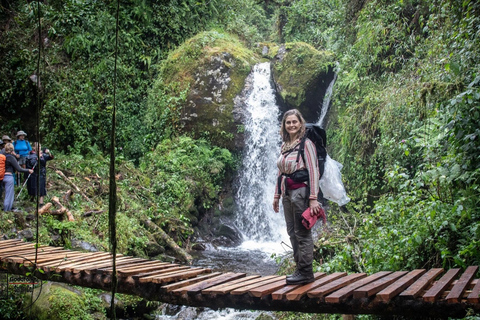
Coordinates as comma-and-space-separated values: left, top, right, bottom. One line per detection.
273, 109, 322, 285
26, 143, 54, 205
13, 130, 32, 185
3, 143, 33, 211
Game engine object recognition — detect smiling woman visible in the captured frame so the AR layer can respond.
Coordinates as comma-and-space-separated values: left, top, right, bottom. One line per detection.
273, 109, 321, 285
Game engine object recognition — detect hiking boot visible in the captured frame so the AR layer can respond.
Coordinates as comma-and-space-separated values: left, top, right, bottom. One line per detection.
286, 269, 301, 280
286, 273, 314, 285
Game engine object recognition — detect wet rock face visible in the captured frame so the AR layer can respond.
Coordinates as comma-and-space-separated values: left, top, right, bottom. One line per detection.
271, 43, 336, 123
183, 53, 240, 149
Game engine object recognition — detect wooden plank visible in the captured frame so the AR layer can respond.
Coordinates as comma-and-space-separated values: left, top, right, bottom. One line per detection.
353, 271, 408, 298
271, 284, 299, 300
149, 268, 210, 284
270, 273, 328, 300
132, 264, 181, 279
0, 239, 25, 248
55, 253, 118, 271
15, 247, 67, 258
286, 272, 346, 301
249, 278, 289, 298
446, 266, 478, 303
325, 271, 391, 303
88, 258, 147, 273
467, 278, 480, 303
29, 252, 86, 266
307, 273, 367, 298
14, 250, 69, 264
377, 269, 426, 302
2, 244, 60, 254
73, 256, 136, 273
0, 239, 23, 246
49, 252, 112, 272
133, 265, 184, 280
117, 262, 173, 275
0, 243, 39, 254
202, 275, 267, 295
138, 266, 193, 282
101, 259, 165, 272
2, 247, 66, 263
171, 272, 246, 295
400, 268, 444, 299
423, 268, 461, 302
162, 272, 223, 292
231, 276, 285, 295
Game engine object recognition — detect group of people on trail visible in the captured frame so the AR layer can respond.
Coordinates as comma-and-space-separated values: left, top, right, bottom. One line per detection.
1, 131, 53, 212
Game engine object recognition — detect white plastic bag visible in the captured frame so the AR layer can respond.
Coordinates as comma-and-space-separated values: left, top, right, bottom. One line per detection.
319, 155, 350, 206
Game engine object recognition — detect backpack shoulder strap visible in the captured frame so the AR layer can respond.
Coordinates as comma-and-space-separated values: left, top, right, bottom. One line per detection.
296, 136, 307, 164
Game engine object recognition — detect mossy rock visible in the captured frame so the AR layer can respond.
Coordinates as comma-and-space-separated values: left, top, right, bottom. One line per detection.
153, 30, 260, 150
28, 282, 97, 320
271, 42, 336, 122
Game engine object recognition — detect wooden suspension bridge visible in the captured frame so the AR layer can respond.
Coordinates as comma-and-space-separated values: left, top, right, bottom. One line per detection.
1, 239, 479, 318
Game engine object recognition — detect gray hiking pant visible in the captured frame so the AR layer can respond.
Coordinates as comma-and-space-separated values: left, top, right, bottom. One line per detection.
282, 187, 314, 276
3, 174, 15, 211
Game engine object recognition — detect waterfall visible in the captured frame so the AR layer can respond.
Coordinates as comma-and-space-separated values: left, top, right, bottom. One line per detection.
234, 62, 287, 248
317, 73, 337, 128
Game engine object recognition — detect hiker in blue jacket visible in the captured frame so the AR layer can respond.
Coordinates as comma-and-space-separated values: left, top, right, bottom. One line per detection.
14, 130, 32, 168
13, 130, 31, 185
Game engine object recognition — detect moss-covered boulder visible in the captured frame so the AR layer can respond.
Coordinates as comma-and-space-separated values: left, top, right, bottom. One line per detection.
149, 31, 259, 150
28, 282, 101, 320
267, 42, 336, 122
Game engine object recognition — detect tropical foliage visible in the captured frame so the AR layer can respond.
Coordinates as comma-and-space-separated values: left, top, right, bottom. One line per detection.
1, 0, 479, 317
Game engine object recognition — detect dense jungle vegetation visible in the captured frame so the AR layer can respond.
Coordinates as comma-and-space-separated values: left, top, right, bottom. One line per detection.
1, 0, 479, 318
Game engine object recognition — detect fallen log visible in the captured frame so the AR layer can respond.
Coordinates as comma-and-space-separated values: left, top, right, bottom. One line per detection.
63, 189, 73, 203
55, 170, 92, 203
51, 196, 75, 221
38, 203, 53, 215
83, 210, 104, 217
142, 219, 192, 264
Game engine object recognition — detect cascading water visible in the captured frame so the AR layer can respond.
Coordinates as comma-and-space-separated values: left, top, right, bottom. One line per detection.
317, 73, 337, 128
171, 63, 337, 320
234, 62, 288, 249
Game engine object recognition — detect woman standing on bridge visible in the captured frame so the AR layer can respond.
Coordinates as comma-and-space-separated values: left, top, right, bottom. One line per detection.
273, 109, 321, 285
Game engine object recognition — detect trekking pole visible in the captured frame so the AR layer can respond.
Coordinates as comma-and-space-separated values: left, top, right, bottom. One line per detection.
16, 163, 36, 200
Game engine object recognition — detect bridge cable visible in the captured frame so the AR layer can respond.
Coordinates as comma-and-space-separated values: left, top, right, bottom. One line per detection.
34, 0, 42, 270
108, 0, 121, 318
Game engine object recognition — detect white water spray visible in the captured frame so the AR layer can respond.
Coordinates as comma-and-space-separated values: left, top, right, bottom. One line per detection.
317, 73, 337, 128
234, 62, 287, 249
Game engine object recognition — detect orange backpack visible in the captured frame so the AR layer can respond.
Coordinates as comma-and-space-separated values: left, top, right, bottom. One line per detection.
0, 153, 5, 180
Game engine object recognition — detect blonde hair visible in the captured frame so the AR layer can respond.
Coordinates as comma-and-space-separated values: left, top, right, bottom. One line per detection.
4, 143, 14, 154
33, 142, 41, 153
280, 109, 306, 143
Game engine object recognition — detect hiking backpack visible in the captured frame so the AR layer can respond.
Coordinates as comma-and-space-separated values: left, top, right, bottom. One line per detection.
0, 153, 5, 180
296, 123, 327, 178
26, 153, 38, 169
277, 124, 327, 197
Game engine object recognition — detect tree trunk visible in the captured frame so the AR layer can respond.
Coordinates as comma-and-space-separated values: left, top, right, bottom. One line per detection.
51, 196, 75, 221
55, 170, 92, 203
143, 219, 192, 264
38, 203, 53, 215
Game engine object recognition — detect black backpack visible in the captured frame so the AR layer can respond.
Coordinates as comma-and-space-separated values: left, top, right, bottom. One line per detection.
26, 154, 38, 169
277, 124, 327, 197
296, 123, 327, 178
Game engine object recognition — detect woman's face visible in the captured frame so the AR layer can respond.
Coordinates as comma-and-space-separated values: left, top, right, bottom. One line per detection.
285, 114, 301, 138
18, 135, 25, 140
